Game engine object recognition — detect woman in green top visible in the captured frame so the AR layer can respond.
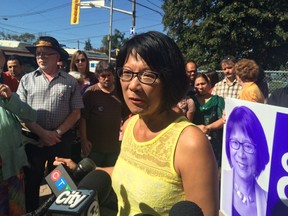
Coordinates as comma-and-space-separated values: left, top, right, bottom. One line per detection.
192, 73, 225, 167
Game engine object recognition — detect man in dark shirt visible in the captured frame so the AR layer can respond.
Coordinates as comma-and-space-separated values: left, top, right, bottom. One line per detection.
80, 60, 129, 167
267, 86, 288, 108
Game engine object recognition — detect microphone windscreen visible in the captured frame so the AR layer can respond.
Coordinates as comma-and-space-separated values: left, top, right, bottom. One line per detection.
169, 201, 204, 216
73, 158, 96, 181
77, 169, 112, 205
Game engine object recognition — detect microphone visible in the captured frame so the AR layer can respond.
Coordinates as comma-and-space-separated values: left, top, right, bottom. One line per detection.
48, 170, 112, 216
25, 158, 96, 216
169, 201, 204, 216
73, 158, 97, 183
45, 158, 96, 196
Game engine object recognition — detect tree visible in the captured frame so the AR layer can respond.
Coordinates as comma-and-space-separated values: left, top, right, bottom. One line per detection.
162, 0, 288, 70
101, 29, 128, 58
0, 32, 35, 43
84, 38, 93, 51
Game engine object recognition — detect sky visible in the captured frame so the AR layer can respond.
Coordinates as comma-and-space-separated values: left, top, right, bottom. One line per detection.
0, 0, 165, 50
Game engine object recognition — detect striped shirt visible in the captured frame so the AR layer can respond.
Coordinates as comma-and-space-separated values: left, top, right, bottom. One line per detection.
17, 69, 83, 130
211, 78, 242, 99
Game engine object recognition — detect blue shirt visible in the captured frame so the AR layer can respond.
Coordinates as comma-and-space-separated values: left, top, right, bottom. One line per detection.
17, 69, 83, 130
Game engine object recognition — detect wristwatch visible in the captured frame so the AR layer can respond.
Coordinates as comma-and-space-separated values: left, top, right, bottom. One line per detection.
55, 129, 62, 135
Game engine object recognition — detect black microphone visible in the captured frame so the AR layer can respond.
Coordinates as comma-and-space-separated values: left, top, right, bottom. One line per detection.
48, 169, 112, 216
73, 157, 97, 182
25, 158, 96, 216
169, 201, 204, 216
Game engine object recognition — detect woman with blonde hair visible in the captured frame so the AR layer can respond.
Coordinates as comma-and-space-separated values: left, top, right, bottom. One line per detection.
70, 50, 98, 94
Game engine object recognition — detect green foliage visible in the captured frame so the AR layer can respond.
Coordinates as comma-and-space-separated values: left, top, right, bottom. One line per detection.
101, 29, 128, 58
84, 38, 93, 51
162, 0, 288, 70
0, 32, 35, 43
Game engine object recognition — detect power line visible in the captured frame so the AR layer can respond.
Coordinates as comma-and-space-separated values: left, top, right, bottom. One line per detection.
0, 3, 70, 18
127, 0, 163, 16
146, 0, 162, 10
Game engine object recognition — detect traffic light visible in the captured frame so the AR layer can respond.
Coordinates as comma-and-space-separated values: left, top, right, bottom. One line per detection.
71, 0, 80, 25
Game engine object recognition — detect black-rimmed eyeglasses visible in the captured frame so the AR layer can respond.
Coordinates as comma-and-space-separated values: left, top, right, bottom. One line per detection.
117, 68, 159, 84
35, 52, 58, 58
229, 139, 256, 154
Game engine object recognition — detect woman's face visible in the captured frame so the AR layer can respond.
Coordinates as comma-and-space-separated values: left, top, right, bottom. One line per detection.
75, 54, 87, 72
229, 127, 257, 181
194, 76, 210, 95
120, 53, 163, 116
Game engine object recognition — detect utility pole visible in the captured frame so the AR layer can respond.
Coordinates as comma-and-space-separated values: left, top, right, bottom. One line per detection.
132, 0, 136, 27
108, 0, 113, 63
78, 0, 134, 62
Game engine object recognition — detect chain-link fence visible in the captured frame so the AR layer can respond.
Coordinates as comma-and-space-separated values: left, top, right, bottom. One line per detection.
212, 71, 288, 94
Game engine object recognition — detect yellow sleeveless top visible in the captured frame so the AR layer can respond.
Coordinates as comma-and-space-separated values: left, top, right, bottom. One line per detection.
112, 115, 193, 216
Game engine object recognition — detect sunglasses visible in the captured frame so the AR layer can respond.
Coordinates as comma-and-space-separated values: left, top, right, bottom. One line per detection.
75, 58, 86, 63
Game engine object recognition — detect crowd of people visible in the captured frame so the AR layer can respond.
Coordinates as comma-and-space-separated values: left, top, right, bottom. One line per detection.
0, 31, 287, 216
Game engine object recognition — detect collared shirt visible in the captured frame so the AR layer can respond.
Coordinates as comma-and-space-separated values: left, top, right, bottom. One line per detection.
17, 68, 83, 130
211, 78, 242, 99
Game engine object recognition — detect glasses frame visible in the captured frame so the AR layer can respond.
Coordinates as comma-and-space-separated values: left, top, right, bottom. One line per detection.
117, 67, 159, 85
229, 139, 256, 154
75, 58, 86, 63
35, 52, 58, 58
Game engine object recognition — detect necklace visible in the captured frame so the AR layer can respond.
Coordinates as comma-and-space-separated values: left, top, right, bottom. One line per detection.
234, 183, 254, 205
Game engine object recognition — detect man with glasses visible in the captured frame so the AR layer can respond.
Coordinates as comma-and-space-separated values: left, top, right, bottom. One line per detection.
80, 60, 129, 167
17, 36, 83, 212
185, 61, 198, 97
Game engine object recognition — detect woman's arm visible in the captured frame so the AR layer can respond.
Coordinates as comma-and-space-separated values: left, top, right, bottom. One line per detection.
174, 125, 219, 216
53, 157, 114, 176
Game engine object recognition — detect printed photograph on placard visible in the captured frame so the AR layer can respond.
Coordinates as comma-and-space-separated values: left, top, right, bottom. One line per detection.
220, 98, 288, 216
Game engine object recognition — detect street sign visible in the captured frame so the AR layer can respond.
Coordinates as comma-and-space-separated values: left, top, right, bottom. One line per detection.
130, 26, 136, 36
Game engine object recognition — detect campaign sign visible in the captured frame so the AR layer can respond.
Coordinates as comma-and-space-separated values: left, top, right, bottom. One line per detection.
220, 98, 288, 216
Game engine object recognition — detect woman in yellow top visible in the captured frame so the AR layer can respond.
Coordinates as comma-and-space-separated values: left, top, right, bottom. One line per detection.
55, 31, 219, 216
234, 58, 265, 103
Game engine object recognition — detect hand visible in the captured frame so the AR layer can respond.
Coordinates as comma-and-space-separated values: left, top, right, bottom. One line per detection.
53, 157, 77, 170
197, 124, 210, 134
39, 130, 61, 146
0, 84, 12, 99
81, 140, 92, 157
222, 110, 226, 124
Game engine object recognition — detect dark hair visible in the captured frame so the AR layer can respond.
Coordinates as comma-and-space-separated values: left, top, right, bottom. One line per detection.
7, 55, 23, 65
205, 69, 219, 88
226, 106, 269, 178
95, 60, 114, 75
194, 73, 210, 84
70, 50, 89, 74
220, 55, 236, 66
185, 61, 197, 69
116, 31, 189, 110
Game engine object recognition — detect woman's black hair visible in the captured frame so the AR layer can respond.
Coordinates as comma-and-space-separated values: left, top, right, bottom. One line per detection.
115, 31, 189, 110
